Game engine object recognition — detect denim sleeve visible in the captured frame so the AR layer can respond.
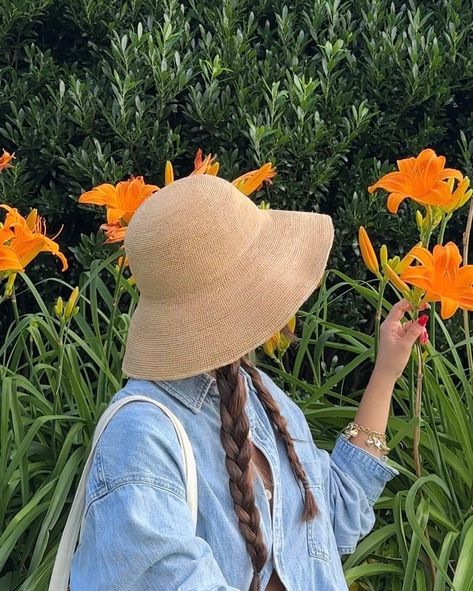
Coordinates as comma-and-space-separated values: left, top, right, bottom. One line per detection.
316, 434, 399, 556
71, 482, 240, 591
70, 401, 239, 591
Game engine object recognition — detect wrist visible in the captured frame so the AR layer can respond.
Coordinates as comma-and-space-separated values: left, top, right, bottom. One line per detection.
371, 364, 397, 389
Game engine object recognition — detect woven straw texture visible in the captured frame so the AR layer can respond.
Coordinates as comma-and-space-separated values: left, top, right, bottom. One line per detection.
122, 174, 334, 380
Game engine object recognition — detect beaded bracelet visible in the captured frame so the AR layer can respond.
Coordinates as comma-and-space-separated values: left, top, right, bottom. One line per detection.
342, 421, 390, 459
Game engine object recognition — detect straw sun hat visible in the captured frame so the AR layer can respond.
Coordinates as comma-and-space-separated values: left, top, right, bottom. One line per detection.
122, 174, 335, 380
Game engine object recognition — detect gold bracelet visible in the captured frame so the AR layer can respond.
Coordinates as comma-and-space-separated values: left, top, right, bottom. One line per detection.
342, 421, 390, 456
346, 421, 386, 439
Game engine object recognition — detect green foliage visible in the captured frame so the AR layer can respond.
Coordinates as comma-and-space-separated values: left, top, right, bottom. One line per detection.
262, 269, 473, 590
1, 264, 473, 589
1, 0, 472, 292
0, 255, 132, 590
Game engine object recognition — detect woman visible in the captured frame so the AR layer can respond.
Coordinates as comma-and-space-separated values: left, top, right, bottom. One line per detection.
70, 174, 428, 590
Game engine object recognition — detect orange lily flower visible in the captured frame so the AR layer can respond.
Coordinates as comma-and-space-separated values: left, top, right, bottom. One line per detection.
0, 245, 23, 273
79, 176, 159, 224
232, 163, 277, 196
0, 210, 23, 272
443, 177, 473, 214
0, 205, 68, 272
0, 220, 16, 244
191, 148, 220, 176
400, 241, 473, 319
99, 221, 127, 244
368, 148, 463, 214
0, 149, 15, 171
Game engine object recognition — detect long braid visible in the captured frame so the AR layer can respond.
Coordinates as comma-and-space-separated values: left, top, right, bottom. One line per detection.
246, 322, 319, 520
215, 320, 319, 589
240, 356, 319, 521
216, 361, 267, 591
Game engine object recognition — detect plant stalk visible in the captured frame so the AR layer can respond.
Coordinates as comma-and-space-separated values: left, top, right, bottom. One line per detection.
413, 342, 437, 584
428, 215, 449, 384
374, 280, 387, 362
413, 342, 423, 479
462, 197, 473, 405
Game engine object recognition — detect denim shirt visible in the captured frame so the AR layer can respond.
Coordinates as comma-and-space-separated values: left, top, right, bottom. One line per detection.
70, 366, 399, 591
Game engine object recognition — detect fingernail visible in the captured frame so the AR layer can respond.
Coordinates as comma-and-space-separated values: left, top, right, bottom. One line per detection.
417, 314, 429, 327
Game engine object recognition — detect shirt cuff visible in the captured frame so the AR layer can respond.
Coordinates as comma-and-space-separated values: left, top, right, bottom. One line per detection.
331, 434, 400, 505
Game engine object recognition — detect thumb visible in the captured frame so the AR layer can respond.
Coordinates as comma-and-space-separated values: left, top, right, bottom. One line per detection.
403, 314, 429, 347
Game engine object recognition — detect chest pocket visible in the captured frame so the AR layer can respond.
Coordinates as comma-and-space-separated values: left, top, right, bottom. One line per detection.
292, 437, 331, 562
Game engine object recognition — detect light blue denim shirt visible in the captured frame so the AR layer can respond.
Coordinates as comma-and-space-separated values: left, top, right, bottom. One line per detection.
70, 365, 399, 590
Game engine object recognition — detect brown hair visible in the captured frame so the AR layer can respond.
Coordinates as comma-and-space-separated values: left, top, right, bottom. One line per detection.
215, 323, 319, 591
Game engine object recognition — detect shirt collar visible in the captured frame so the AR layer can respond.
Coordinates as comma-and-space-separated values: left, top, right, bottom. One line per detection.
150, 367, 251, 414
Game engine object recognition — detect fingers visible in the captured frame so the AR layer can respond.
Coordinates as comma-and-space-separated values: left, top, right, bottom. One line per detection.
385, 298, 430, 323
401, 320, 429, 344
420, 327, 429, 344
403, 315, 429, 347
385, 298, 412, 323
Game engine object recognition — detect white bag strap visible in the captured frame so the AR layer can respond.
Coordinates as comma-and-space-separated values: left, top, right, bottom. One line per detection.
48, 395, 197, 591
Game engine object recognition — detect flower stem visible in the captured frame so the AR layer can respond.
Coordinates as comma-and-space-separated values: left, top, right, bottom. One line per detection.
275, 355, 287, 375
50, 320, 66, 462
374, 280, 387, 362
10, 283, 34, 378
11, 284, 20, 327
412, 341, 437, 581
438, 215, 448, 245
429, 215, 449, 384
462, 195, 473, 419
413, 342, 423, 479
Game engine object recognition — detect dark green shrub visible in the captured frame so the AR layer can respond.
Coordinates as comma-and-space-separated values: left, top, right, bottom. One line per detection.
1, 1, 472, 243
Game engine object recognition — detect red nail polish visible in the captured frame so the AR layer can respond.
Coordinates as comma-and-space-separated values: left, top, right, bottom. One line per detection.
417, 314, 429, 326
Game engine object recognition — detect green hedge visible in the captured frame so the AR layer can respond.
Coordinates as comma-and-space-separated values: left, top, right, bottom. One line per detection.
1, 0, 472, 334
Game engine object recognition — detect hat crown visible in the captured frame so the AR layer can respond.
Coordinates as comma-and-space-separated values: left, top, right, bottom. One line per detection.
125, 175, 264, 299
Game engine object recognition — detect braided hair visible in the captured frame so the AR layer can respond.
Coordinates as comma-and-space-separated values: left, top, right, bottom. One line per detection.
215, 324, 319, 591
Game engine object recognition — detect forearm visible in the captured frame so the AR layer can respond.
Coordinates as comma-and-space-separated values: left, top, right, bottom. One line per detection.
349, 366, 396, 458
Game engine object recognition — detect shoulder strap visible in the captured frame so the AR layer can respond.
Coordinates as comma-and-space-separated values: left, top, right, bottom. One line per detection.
48, 395, 197, 591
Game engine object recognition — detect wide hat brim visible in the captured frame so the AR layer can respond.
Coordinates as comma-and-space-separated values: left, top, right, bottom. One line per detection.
122, 208, 334, 380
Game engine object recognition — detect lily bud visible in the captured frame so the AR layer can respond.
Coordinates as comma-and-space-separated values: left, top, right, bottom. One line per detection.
383, 263, 411, 295
54, 296, 64, 318
358, 226, 379, 276
380, 244, 388, 267
165, 161, 174, 186
64, 287, 80, 320
415, 210, 424, 233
